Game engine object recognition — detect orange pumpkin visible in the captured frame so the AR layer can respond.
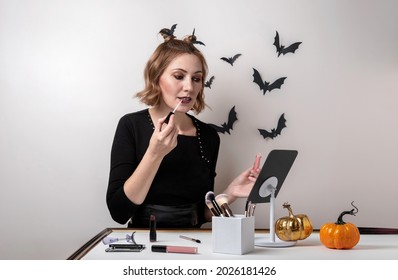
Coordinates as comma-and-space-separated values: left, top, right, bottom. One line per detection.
320, 202, 360, 249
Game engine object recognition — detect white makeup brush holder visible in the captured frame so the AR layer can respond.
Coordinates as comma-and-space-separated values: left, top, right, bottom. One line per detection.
212, 215, 255, 255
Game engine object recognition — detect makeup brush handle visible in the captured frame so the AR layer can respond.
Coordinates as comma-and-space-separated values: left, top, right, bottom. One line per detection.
210, 207, 220, 216
211, 200, 223, 217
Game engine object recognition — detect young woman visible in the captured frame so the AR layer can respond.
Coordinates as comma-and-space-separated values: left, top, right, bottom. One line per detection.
106, 29, 259, 228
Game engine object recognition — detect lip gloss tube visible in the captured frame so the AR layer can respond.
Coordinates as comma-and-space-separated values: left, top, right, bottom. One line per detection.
151, 245, 198, 254
164, 100, 182, 124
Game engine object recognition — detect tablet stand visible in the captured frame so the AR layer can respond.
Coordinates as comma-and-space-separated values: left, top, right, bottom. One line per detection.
254, 177, 296, 247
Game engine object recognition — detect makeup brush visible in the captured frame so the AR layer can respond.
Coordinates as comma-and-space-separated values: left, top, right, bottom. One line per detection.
164, 100, 182, 124
249, 203, 256, 217
215, 194, 234, 217
205, 191, 223, 216
245, 200, 250, 217
205, 199, 220, 216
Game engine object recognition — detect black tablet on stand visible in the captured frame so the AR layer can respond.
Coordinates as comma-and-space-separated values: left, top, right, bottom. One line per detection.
247, 149, 298, 247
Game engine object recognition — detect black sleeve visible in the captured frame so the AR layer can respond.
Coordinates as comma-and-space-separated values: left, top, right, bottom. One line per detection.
106, 115, 140, 224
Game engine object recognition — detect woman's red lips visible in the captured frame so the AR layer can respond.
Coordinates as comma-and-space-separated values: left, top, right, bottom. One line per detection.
179, 97, 191, 103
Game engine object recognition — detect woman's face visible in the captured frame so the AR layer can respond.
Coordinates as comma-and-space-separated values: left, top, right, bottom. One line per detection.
158, 53, 203, 113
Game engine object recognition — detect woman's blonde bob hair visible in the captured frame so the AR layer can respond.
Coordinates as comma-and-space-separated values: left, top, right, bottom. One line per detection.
136, 32, 208, 114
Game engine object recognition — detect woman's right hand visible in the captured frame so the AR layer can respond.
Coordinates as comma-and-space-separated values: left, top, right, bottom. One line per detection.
147, 114, 179, 159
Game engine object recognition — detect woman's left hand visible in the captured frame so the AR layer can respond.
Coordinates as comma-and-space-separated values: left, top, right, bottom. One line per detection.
224, 167, 260, 203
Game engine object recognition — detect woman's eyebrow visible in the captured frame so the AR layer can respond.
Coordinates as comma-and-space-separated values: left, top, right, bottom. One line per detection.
172, 68, 203, 74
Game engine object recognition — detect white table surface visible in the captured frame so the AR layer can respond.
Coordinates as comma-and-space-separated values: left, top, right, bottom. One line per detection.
77, 229, 398, 260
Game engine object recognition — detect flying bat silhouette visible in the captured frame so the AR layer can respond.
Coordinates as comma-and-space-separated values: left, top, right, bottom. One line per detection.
204, 76, 215, 88
208, 106, 238, 134
159, 24, 177, 39
273, 31, 302, 57
258, 113, 287, 140
252, 68, 286, 94
220, 54, 242, 66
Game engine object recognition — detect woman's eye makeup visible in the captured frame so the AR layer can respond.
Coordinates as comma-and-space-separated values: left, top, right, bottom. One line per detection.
174, 75, 184, 80
173, 73, 202, 83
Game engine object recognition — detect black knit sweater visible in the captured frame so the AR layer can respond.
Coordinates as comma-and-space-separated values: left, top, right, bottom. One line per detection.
106, 109, 220, 227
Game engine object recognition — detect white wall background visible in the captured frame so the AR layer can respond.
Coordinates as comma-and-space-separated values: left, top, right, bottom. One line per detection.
1, 0, 397, 259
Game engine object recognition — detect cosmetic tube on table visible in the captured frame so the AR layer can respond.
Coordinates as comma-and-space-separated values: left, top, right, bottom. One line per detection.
149, 215, 157, 242
151, 245, 198, 254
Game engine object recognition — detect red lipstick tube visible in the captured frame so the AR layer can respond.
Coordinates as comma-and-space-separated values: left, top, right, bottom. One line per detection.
151, 245, 198, 254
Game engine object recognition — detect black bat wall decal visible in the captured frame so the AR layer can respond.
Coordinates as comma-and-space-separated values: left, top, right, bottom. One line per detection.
208, 106, 238, 134
273, 31, 302, 57
252, 68, 286, 94
258, 113, 287, 140
220, 54, 241, 66
204, 76, 215, 88
159, 24, 177, 39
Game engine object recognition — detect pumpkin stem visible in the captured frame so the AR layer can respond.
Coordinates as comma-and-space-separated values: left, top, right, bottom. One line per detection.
282, 202, 295, 218
336, 201, 359, 225
350, 201, 359, 215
